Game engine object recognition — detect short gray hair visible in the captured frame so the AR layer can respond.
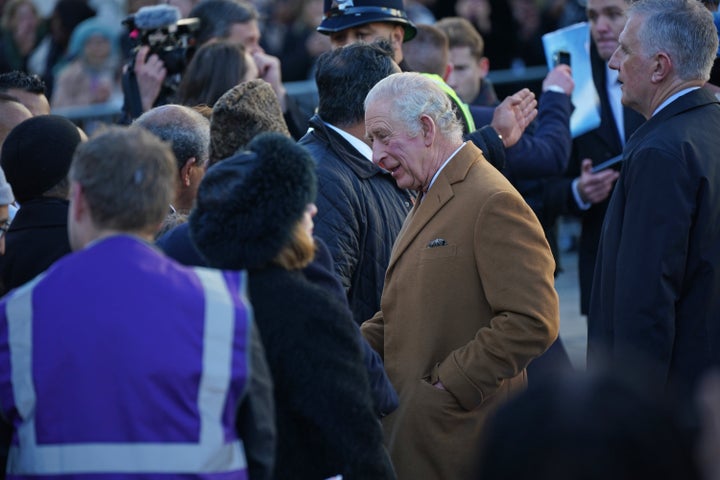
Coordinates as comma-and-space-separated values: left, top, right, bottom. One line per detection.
629, 0, 718, 81
134, 104, 210, 170
364, 72, 463, 142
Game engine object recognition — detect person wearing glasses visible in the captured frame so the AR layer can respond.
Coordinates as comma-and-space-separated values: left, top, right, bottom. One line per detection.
0, 165, 14, 255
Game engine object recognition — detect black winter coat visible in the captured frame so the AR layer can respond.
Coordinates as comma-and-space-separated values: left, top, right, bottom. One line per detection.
248, 266, 395, 480
299, 115, 415, 325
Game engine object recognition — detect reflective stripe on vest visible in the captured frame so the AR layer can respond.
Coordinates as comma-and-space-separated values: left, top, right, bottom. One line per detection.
5, 268, 248, 474
421, 73, 476, 133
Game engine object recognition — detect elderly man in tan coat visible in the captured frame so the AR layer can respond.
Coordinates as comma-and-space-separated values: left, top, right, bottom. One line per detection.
361, 72, 559, 480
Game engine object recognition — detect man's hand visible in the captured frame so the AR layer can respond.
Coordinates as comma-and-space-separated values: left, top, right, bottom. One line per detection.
542, 64, 574, 95
133, 46, 166, 113
490, 88, 537, 148
577, 158, 620, 204
253, 50, 287, 111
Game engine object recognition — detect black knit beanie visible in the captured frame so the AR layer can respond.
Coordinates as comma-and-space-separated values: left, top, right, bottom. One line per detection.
1, 115, 81, 202
189, 132, 317, 270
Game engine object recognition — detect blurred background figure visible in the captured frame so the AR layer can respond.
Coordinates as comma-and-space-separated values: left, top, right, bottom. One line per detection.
0, 0, 44, 74
0, 70, 50, 115
26, 0, 96, 99
478, 367, 701, 480
436, 16, 499, 107
262, 0, 330, 82
174, 40, 258, 108
165, 0, 201, 18
51, 17, 122, 109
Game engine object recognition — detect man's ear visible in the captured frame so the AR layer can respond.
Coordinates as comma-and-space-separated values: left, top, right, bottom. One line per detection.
391, 25, 405, 51
69, 181, 87, 222
652, 51, 672, 83
478, 57, 490, 78
420, 114, 436, 146
443, 63, 453, 82
179, 157, 196, 187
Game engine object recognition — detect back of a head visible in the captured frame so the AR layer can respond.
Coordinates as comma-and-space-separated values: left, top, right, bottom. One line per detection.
189, 0, 257, 46
209, 79, 290, 166
478, 368, 700, 480
175, 40, 250, 108
1, 115, 81, 203
435, 16, 485, 59
631, 0, 718, 81
315, 40, 398, 126
70, 127, 177, 234
317, 0, 417, 42
402, 23, 449, 77
190, 132, 317, 271
135, 104, 210, 171
0, 71, 46, 95
365, 72, 463, 141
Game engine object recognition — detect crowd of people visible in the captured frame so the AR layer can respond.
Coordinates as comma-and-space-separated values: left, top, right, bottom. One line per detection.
0, 0, 718, 478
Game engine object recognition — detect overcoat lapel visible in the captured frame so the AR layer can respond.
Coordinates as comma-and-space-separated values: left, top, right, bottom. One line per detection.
385, 144, 477, 274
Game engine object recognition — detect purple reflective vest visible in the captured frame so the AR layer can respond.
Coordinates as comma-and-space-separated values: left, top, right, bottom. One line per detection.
0, 235, 251, 479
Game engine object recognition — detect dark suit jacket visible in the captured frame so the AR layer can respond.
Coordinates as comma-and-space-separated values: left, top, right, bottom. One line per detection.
0, 198, 71, 295
542, 48, 644, 312
588, 88, 720, 397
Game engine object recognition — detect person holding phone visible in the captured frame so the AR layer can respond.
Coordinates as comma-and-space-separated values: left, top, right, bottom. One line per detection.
540, 0, 644, 316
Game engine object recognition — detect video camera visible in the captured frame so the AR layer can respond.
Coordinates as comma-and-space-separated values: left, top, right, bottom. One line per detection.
122, 5, 200, 75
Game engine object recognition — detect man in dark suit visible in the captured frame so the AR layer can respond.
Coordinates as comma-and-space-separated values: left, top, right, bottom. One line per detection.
539, 0, 643, 317
589, 0, 720, 398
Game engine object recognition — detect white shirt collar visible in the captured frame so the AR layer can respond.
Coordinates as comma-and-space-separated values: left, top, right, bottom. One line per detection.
652, 87, 700, 117
325, 122, 373, 162
427, 142, 467, 192
606, 64, 626, 145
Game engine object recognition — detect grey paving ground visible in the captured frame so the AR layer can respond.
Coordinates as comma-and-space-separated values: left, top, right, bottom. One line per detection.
555, 217, 587, 370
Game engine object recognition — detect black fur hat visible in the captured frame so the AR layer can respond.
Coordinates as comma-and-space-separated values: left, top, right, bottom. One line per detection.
189, 132, 317, 270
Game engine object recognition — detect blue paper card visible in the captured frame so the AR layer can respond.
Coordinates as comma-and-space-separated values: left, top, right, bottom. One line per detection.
542, 22, 601, 138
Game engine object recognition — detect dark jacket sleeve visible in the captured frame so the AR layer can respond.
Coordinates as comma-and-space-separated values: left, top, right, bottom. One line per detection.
235, 322, 276, 480
305, 238, 398, 417
465, 125, 506, 171
503, 91, 573, 180
360, 336, 399, 417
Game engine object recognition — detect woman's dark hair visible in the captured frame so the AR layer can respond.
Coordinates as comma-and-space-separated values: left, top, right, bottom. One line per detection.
174, 41, 251, 108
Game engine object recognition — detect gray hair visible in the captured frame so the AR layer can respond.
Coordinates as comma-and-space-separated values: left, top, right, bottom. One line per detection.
629, 0, 718, 81
134, 104, 210, 170
70, 127, 177, 234
364, 72, 463, 143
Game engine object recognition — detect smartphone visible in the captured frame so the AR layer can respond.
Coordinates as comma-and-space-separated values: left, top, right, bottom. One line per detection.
591, 155, 623, 173
553, 50, 571, 67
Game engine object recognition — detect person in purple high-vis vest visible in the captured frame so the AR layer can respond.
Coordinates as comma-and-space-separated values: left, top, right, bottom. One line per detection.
0, 126, 275, 479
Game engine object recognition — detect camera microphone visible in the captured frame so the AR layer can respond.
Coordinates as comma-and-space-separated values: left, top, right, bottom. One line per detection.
133, 4, 181, 30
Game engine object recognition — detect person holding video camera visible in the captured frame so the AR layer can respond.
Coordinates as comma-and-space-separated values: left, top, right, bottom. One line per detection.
122, 0, 307, 138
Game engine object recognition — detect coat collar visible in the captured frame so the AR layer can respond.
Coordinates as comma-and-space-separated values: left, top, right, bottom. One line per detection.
386, 142, 479, 272
306, 114, 382, 180
625, 87, 719, 155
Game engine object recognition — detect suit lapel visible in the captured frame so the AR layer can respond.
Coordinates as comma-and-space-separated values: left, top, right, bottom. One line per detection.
625, 88, 719, 154
385, 144, 477, 274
